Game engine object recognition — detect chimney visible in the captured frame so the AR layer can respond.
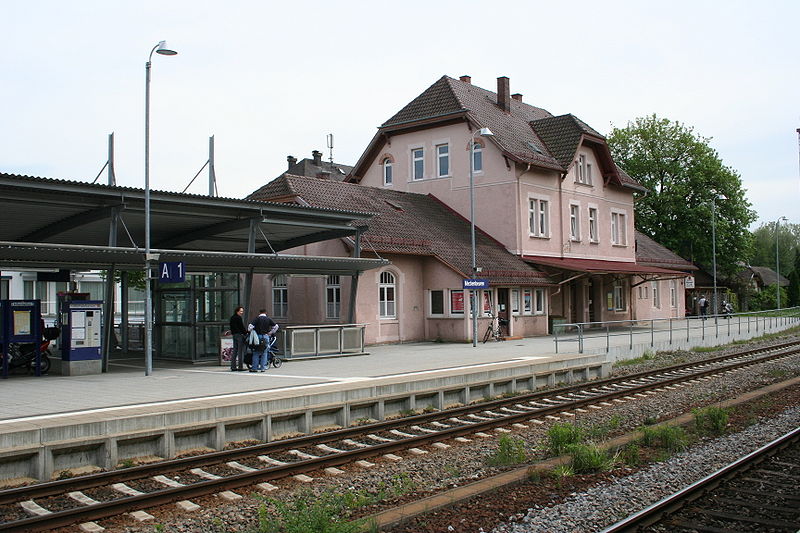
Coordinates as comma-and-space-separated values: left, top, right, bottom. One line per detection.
316, 171, 331, 180
511, 93, 523, 102
459, 75, 471, 84
287, 155, 297, 170
497, 76, 510, 113
312, 150, 323, 166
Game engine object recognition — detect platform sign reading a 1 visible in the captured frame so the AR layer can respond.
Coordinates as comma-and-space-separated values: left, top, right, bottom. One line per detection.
159, 261, 186, 283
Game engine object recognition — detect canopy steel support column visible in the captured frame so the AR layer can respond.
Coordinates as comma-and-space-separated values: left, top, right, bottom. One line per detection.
243, 218, 257, 316
102, 205, 119, 372
120, 271, 129, 354
348, 228, 363, 323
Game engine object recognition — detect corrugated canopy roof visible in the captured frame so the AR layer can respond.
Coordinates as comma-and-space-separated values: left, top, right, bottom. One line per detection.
0, 173, 387, 274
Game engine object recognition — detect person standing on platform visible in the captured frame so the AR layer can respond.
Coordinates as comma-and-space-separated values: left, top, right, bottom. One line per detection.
229, 306, 247, 371
698, 295, 708, 320
249, 309, 277, 372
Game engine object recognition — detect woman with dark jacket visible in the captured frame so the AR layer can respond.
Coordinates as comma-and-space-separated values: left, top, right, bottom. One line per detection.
229, 306, 247, 371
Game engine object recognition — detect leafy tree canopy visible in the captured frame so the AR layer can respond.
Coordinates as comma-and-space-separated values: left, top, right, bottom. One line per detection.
608, 115, 756, 278
750, 221, 799, 277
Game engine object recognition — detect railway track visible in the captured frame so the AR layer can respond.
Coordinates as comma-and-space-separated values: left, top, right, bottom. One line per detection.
601, 426, 800, 533
1, 339, 799, 532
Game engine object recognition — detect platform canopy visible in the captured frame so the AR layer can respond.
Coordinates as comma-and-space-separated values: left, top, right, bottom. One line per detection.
0, 173, 388, 274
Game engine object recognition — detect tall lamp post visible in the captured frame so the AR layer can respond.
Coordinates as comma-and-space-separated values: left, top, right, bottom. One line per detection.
776, 216, 787, 310
144, 41, 177, 376
469, 127, 494, 347
710, 194, 726, 319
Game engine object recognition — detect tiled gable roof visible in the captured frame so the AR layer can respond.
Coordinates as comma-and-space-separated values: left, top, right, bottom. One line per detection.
634, 230, 696, 271
250, 175, 553, 286
748, 266, 789, 287
529, 114, 595, 170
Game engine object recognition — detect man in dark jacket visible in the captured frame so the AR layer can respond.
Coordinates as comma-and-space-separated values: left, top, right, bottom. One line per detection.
249, 309, 278, 372
229, 306, 247, 371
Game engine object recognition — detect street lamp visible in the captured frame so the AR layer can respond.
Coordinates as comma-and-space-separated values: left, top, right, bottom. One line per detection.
144, 41, 177, 376
710, 194, 727, 319
776, 216, 787, 309
469, 127, 494, 347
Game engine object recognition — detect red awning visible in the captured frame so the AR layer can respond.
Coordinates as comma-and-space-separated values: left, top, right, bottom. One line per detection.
521, 255, 685, 275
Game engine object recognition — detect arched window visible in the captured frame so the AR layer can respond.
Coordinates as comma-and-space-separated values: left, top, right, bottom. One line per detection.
383, 158, 393, 186
272, 274, 288, 318
379, 271, 396, 318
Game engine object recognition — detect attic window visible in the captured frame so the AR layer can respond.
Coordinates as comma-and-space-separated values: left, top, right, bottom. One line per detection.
526, 141, 544, 155
384, 199, 404, 211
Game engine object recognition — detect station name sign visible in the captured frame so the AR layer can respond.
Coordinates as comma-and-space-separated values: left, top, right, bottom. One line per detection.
463, 279, 490, 289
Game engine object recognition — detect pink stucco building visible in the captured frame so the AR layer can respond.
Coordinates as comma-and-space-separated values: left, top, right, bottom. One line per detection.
249, 75, 694, 344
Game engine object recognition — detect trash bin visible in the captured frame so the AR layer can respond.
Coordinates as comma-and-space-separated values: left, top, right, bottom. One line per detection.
219, 333, 233, 366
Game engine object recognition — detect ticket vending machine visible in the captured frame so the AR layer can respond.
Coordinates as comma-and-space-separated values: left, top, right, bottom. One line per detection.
59, 300, 103, 376
2, 300, 43, 378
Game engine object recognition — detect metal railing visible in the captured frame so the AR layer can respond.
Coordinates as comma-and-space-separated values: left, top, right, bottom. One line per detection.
278, 323, 367, 359
553, 307, 800, 354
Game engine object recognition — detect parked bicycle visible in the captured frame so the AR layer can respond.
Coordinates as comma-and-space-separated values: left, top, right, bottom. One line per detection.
482, 313, 507, 343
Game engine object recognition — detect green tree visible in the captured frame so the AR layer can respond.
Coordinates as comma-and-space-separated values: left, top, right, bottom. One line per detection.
789, 249, 800, 307
608, 115, 756, 277
750, 221, 799, 276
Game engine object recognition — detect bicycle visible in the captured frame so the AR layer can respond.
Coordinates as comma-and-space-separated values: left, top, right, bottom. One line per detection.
482, 313, 504, 343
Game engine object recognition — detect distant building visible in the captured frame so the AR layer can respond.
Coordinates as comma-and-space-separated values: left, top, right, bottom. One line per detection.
281, 150, 352, 181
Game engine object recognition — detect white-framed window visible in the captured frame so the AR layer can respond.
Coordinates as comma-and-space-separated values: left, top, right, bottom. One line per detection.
326, 275, 341, 319
670, 280, 677, 308
588, 207, 598, 242
652, 281, 660, 308
437, 144, 449, 177
272, 274, 288, 318
611, 211, 627, 245
613, 282, 626, 311
482, 290, 493, 316
412, 148, 424, 180
522, 289, 533, 315
511, 289, 520, 315
450, 289, 465, 315
569, 203, 580, 241
472, 142, 483, 172
379, 271, 396, 318
382, 158, 393, 186
534, 288, 546, 314
576, 154, 592, 185
429, 289, 445, 317
528, 198, 549, 237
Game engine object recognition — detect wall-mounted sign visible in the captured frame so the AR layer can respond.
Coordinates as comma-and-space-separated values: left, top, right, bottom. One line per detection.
463, 279, 490, 289
159, 261, 186, 283
685, 276, 695, 289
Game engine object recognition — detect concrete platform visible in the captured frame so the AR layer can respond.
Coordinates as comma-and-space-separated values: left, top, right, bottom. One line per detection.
0, 316, 795, 483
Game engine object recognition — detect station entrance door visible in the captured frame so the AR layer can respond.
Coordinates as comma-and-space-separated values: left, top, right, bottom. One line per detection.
155, 273, 239, 362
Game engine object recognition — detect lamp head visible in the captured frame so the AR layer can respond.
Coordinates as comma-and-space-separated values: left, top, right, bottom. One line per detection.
155, 41, 178, 56
477, 127, 494, 137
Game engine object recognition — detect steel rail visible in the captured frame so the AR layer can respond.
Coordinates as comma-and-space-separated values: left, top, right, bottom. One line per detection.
3, 338, 792, 505
600, 426, 800, 533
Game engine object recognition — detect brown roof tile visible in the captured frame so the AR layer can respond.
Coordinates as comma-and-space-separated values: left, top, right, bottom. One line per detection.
250, 175, 553, 286
635, 231, 696, 271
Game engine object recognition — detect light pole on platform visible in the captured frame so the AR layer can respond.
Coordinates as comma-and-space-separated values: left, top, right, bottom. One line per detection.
469, 127, 494, 347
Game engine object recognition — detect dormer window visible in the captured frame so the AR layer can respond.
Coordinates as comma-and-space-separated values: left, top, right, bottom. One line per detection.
576, 154, 592, 185
382, 158, 393, 186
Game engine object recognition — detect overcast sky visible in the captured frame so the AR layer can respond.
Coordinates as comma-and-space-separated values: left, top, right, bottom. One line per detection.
2, 1, 798, 229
